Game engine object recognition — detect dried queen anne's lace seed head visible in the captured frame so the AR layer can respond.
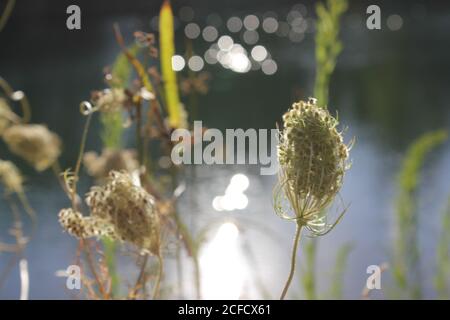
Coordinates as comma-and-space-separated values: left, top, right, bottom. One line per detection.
61, 171, 160, 255
0, 159, 23, 193
2, 124, 62, 171
275, 98, 351, 235
85, 171, 160, 255
93, 88, 127, 113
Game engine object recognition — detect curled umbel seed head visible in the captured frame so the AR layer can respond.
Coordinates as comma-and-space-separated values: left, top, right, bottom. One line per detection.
0, 98, 18, 136
59, 171, 161, 255
0, 159, 23, 193
275, 98, 351, 235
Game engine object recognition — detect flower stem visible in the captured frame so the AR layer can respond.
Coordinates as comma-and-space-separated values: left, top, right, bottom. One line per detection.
152, 253, 163, 299
71, 112, 93, 210
280, 223, 302, 300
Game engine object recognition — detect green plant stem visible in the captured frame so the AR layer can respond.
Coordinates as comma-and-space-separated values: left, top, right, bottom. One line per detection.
435, 196, 450, 298
303, 239, 317, 299
280, 223, 302, 300
328, 243, 352, 299
393, 129, 447, 298
103, 238, 119, 297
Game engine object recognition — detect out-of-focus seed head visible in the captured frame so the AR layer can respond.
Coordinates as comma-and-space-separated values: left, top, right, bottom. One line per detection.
93, 88, 127, 113
2, 124, 62, 171
0, 159, 23, 193
86, 171, 160, 255
83, 148, 139, 183
275, 98, 351, 235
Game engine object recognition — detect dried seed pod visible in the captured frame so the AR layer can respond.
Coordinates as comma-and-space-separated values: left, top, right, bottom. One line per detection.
86, 171, 161, 255
0, 159, 23, 193
2, 124, 62, 171
275, 98, 351, 235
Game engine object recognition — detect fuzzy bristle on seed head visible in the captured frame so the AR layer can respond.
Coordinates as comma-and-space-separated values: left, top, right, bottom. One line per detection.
86, 170, 160, 255
2, 124, 62, 171
275, 98, 351, 234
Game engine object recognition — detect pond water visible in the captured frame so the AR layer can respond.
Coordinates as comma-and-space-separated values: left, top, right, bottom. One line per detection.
0, 1, 449, 299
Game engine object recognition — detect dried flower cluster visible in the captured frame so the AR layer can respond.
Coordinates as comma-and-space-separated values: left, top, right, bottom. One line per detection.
83, 148, 139, 182
93, 88, 127, 113
275, 98, 350, 234
2, 124, 62, 171
0, 159, 23, 193
59, 171, 160, 255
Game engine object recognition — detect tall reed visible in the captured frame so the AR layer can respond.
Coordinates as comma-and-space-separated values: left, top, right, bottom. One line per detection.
435, 196, 450, 299
314, 0, 348, 108
392, 129, 447, 298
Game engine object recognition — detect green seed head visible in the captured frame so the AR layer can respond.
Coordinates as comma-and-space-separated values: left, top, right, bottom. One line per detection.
278, 98, 348, 200
275, 98, 351, 234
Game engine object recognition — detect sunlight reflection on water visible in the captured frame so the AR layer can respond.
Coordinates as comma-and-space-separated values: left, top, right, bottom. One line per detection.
200, 222, 247, 299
